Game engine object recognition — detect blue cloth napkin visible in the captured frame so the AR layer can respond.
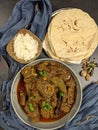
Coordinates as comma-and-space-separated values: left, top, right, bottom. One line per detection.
0, 0, 98, 130
60, 83, 98, 130
0, 0, 52, 49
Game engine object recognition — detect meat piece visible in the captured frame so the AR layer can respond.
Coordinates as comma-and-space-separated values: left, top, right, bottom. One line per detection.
51, 94, 58, 108
41, 107, 54, 119
25, 81, 37, 96
62, 93, 68, 103
36, 62, 50, 72
49, 66, 58, 76
37, 80, 55, 98
21, 66, 31, 77
24, 101, 40, 123
59, 92, 70, 113
19, 91, 26, 106
25, 83, 33, 96
22, 66, 37, 83
57, 71, 71, 81
67, 87, 75, 105
66, 77, 76, 105
60, 103, 71, 113
29, 91, 41, 103
66, 77, 76, 89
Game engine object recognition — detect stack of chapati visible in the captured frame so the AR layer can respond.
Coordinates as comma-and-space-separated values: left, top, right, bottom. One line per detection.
44, 8, 98, 63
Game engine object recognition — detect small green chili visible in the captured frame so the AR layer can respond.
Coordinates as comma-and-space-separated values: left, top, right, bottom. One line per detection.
42, 102, 52, 110
29, 103, 34, 112
59, 92, 64, 97
39, 70, 47, 77
29, 96, 35, 100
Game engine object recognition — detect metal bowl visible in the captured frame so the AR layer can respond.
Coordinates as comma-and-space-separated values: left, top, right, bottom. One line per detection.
11, 58, 82, 130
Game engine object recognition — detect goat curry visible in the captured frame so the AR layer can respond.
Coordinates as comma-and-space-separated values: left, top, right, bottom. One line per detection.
17, 61, 76, 123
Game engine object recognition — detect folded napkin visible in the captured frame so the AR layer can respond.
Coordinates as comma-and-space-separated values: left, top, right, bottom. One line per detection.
0, 0, 98, 130
0, 0, 52, 49
60, 83, 98, 130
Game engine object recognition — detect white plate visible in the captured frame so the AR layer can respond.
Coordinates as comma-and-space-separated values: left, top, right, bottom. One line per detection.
43, 8, 98, 64
43, 8, 82, 64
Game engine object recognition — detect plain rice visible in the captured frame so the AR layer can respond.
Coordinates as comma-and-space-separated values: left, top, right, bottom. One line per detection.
13, 33, 38, 61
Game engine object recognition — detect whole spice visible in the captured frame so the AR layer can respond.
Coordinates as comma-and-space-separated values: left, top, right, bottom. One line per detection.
85, 73, 91, 81
80, 70, 87, 77
80, 58, 98, 81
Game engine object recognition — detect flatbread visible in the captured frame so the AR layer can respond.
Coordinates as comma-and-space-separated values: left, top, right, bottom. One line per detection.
46, 8, 98, 63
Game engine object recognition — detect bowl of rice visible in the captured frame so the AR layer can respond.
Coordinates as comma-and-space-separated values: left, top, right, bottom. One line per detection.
6, 29, 42, 64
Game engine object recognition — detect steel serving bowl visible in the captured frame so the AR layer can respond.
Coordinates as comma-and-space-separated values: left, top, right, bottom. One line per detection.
11, 58, 82, 130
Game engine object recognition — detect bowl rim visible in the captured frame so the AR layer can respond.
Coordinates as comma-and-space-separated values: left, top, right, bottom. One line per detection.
11, 58, 82, 130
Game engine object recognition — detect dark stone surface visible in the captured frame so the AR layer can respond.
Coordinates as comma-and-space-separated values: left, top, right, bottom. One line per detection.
50, 0, 98, 24
0, 0, 98, 130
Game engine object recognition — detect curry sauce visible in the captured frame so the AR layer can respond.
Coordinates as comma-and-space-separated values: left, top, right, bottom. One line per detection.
17, 61, 76, 123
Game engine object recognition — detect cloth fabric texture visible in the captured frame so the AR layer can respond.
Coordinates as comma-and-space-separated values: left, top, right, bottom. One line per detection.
0, 0, 98, 130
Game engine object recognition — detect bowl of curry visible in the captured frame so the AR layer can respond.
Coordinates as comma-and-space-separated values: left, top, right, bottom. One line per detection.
11, 58, 82, 130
